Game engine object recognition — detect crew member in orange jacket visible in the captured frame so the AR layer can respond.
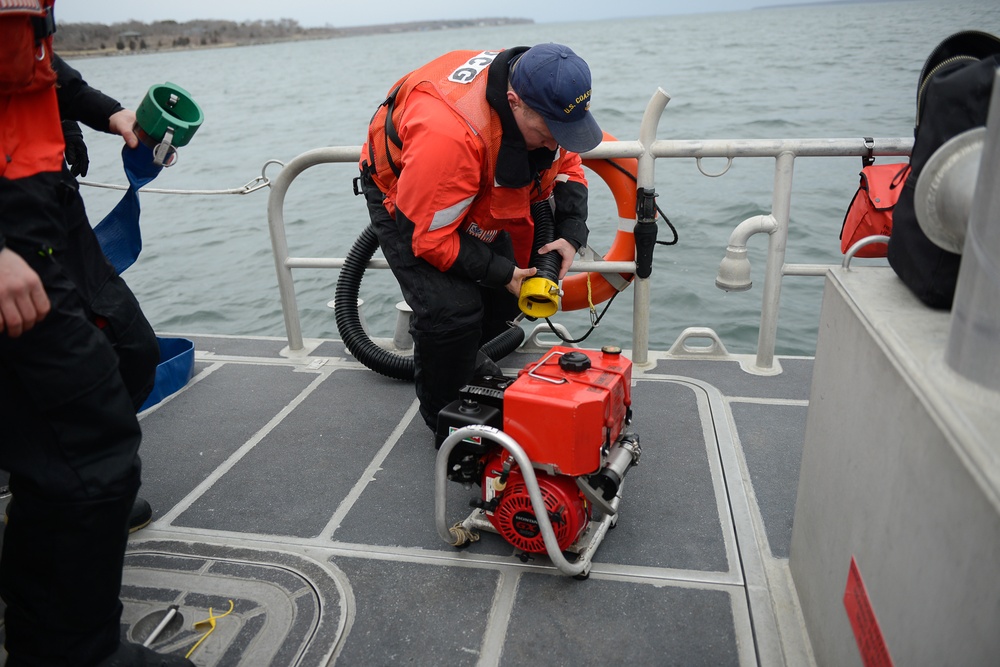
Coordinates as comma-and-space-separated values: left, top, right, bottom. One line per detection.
0, 2, 192, 665
358, 43, 603, 433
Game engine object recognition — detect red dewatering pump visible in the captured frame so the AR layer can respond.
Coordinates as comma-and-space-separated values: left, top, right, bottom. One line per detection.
435, 345, 642, 575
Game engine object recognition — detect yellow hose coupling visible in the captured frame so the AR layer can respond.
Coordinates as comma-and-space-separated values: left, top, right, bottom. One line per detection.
518, 276, 560, 318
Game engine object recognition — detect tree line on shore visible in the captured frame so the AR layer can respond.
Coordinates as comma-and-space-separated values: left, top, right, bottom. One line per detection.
53, 17, 532, 56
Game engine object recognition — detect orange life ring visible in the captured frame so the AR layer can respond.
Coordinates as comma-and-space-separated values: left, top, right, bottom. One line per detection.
561, 135, 638, 311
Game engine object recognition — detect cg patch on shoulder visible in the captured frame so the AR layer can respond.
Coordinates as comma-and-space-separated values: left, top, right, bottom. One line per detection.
448, 51, 502, 84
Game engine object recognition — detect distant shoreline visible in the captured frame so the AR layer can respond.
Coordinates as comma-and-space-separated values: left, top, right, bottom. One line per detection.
55, 17, 533, 59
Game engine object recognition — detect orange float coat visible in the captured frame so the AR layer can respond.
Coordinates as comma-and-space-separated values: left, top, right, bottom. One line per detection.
1, 0, 63, 256
0, 0, 62, 183
360, 48, 590, 276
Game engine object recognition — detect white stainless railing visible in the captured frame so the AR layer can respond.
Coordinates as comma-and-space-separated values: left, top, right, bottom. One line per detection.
266, 89, 912, 371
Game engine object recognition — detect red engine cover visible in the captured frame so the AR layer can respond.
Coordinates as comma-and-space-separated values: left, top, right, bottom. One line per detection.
482, 451, 590, 553
503, 346, 632, 475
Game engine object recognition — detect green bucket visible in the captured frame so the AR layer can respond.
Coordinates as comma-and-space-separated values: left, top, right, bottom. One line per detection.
135, 82, 204, 147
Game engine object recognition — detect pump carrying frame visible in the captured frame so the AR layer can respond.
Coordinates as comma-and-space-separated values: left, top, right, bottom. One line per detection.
435, 425, 621, 578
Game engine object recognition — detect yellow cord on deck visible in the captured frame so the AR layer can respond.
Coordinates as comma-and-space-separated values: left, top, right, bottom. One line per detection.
186, 599, 235, 659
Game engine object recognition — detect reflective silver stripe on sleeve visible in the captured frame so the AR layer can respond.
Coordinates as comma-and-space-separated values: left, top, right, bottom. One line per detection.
428, 195, 475, 232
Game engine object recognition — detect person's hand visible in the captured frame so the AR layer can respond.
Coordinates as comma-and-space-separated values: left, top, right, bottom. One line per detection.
538, 238, 579, 280
504, 266, 537, 296
0, 247, 51, 338
62, 120, 90, 177
108, 108, 139, 149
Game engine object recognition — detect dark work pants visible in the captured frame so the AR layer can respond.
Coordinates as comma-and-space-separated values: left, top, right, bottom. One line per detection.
360, 175, 518, 430
66, 176, 159, 412
0, 171, 151, 666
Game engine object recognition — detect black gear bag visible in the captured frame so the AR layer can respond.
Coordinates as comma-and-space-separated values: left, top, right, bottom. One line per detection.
887, 30, 1000, 309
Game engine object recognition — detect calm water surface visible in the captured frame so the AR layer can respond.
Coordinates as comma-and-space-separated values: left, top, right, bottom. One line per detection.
69, 0, 1000, 356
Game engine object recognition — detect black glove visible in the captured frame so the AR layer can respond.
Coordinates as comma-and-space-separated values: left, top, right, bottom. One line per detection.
62, 120, 90, 177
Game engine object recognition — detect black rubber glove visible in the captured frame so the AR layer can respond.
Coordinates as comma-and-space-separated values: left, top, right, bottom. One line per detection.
62, 119, 90, 177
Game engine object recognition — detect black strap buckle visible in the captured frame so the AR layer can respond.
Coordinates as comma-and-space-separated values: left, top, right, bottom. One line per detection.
636, 187, 657, 223
32, 5, 56, 40
862, 137, 875, 167
354, 162, 376, 196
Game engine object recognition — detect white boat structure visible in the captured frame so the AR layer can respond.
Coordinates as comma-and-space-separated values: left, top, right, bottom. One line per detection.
3, 73, 998, 666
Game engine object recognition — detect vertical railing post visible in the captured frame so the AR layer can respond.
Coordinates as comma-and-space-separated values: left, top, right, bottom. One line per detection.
632, 88, 671, 366
264, 147, 361, 354
754, 151, 795, 371
266, 153, 324, 353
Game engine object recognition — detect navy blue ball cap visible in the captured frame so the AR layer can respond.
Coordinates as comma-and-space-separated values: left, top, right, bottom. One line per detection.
510, 43, 603, 153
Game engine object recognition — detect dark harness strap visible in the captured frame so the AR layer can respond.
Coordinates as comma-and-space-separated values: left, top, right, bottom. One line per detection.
32, 4, 56, 41
358, 82, 404, 195
381, 83, 404, 177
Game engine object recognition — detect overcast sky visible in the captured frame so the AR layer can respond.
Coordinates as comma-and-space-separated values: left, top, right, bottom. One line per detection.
55, 0, 806, 28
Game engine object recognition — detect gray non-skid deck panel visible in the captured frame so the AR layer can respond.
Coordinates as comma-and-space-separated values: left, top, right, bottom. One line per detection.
330, 346, 548, 375
121, 540, 346, 666
601, 378, 729, 571
731, 402, 808, 558
175, 368, 414, 537
138, 364, 316, 517
327, 557, 741, 667
331, 412, 517, 556
311, 340, 349, 359
330, 557, 498, 666
184, 334, 293, 358
653, 358, 813, 401
504, 574, 739, 666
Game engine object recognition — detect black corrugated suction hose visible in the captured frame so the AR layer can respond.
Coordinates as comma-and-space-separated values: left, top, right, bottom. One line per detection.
528, 200, 561, 284
334, 224, 525, 381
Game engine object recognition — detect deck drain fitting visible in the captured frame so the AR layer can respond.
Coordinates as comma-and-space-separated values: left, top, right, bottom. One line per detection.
130, 607, 186, 646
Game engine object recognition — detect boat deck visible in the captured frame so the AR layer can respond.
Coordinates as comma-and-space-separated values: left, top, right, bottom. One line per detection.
2, 332, 818, 666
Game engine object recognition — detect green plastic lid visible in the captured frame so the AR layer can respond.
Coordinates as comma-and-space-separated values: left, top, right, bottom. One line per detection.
135, 82, 204, 147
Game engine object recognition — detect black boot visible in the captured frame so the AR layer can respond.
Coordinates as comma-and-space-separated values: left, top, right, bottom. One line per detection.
412, 327, 481, 431
128, 496, 153, 533
1, 487, 135, 665
4, 495, 153, 533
